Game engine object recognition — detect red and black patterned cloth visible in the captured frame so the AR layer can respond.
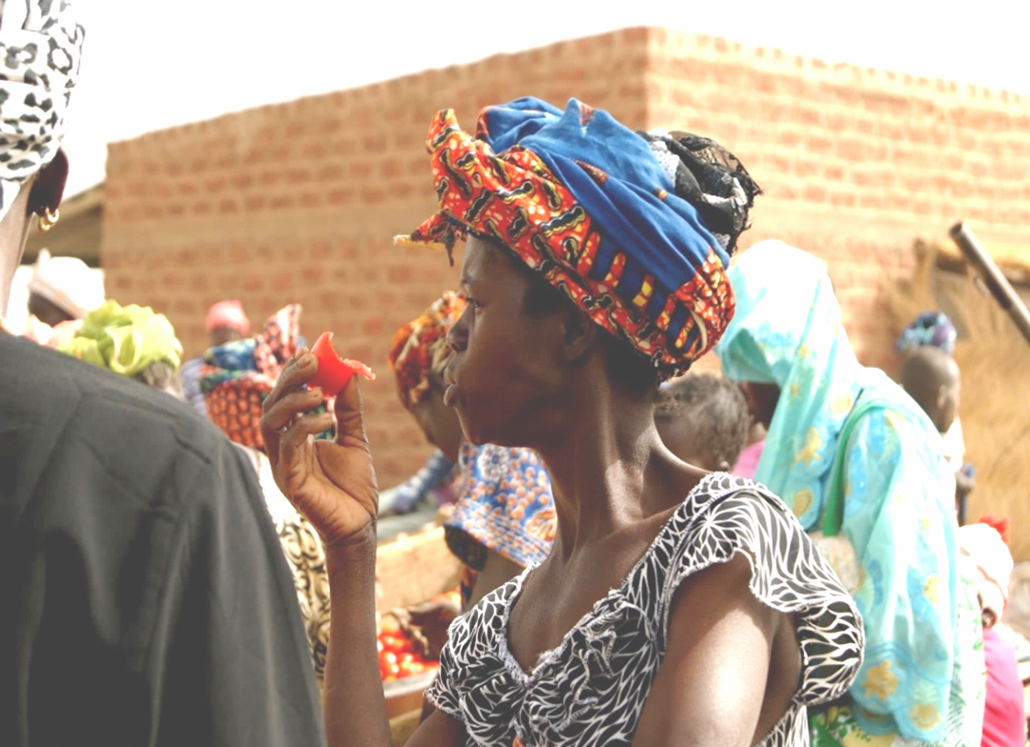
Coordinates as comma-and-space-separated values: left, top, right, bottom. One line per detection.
201, 304, 333, 450
397, 98, 760, 379
388, 291, 466, 411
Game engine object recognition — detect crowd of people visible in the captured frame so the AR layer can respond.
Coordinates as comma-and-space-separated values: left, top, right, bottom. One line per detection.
1, 2, 1026, 746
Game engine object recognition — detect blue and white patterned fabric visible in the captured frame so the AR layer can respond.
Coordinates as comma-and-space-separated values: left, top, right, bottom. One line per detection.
717, 240, 983, 744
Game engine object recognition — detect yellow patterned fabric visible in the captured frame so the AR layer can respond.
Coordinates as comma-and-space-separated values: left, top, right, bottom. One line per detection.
239, 444, 331, 689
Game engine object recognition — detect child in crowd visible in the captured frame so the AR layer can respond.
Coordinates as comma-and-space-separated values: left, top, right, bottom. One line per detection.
897, 310, 975, 522
900, 343, 971, 520
957, 523, 1027, 747
655, 373, 750, 472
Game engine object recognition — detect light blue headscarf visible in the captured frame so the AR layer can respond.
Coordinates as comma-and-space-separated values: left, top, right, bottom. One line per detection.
717, 240, 983, 744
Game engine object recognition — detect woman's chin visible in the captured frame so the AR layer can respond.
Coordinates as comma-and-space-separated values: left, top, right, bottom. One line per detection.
455, 412, 498, 449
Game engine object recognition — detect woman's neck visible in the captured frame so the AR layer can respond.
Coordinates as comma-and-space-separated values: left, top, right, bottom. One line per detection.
533, 368, 689, 559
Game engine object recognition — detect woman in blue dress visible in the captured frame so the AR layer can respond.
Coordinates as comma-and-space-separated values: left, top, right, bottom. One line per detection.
717, 240, 984, 747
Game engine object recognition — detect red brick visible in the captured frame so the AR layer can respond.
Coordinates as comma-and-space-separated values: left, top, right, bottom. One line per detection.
308, 240, 331, 259
328, 241, 355, 261
361, 187, 387, 204
318, 164, 344, 181
351, 161, 374, 179
298, 192, 322, 208
301, 265, 321, 284
272, 272, 295, 292
389, 182, 415, 200
241, 273, 263, 292
328, 189, 354, 206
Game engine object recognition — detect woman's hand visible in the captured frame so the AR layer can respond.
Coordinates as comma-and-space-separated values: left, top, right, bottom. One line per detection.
260, 348, 379, 548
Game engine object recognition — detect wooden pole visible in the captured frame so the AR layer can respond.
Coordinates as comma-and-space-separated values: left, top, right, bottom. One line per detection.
949, 222, 1030, 346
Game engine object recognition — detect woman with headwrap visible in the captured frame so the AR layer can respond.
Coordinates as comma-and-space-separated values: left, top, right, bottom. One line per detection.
58, 298, 183, 396
0, 3, 325, 745
199, 303, 333, 688
180, 299, 254, 415
717, 241, 985, 746
381, 291, 466, 516
388, 291, 556, 611
0, 0, 81, 333
261, 98, 862, 747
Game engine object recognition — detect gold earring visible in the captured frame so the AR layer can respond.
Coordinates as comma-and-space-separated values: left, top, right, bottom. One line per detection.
38, 207, 59, 233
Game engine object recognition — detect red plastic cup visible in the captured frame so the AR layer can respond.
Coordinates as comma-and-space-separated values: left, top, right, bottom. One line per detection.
308, 331, 375, 396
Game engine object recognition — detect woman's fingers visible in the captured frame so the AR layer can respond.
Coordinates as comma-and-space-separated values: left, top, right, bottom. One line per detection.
264, 348, 316, 409
261, 348, 318, 465
279, 411, 335, 472
261, 388, 323, 462
262, 388, 325, 430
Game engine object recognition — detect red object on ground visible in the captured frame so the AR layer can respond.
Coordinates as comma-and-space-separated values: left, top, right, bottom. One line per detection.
977, 514, 1011, 545
308, 331, 375, 396
376, 628, 438, 683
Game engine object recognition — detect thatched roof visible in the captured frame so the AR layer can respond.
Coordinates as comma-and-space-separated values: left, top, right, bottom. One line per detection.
890, 238, 1030, 561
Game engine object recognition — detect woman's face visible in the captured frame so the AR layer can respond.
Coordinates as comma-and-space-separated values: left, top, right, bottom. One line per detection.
443, 236, 567, 448
411, 385, 463, 462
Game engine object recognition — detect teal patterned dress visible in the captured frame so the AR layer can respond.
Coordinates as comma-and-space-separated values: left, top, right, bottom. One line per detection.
717, 240, 984, 746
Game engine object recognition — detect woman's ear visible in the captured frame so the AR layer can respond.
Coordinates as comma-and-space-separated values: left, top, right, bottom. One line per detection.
738, 380, 779, 430
27, 148, 68, 218
562, 305, 597, 362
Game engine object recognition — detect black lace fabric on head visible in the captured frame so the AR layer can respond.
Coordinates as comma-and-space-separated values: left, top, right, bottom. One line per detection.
638, 130, 762, 255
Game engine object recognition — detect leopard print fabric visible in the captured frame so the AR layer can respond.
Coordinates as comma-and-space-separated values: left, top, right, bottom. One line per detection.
426, 472, 864, 746
0, 0, 84, 222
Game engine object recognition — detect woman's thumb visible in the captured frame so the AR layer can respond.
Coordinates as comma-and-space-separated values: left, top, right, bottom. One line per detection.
333, 373, 369, 448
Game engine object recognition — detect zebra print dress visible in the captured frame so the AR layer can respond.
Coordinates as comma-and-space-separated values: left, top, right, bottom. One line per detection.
425, 473, 864, 746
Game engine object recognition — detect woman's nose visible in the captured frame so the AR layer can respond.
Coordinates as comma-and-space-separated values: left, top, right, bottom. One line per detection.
447, 308, 470, 352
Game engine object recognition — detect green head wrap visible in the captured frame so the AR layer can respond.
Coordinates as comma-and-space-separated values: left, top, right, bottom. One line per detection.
59, 300, 182, 377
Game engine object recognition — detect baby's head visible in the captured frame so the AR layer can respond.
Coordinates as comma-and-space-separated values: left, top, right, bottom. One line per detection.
900, 345, 960, 434
655, 373, 750, 472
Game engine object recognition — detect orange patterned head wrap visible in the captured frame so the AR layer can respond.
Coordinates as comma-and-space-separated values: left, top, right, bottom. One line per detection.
388, 291, 466, 410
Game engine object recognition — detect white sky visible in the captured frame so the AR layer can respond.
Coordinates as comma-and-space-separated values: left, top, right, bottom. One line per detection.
62, 0, 1030, 196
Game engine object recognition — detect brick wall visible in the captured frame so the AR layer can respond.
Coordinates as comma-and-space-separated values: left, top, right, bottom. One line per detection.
644, 28, 1030, 371
102, 27, 1030, 488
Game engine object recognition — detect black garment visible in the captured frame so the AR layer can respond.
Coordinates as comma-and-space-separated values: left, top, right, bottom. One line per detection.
0, 334, 325, 747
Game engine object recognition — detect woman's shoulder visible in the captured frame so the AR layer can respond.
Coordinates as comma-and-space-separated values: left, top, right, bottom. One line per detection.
621, 472, 808, 618
655, 472, 864, 707
666, 471, 799, 539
